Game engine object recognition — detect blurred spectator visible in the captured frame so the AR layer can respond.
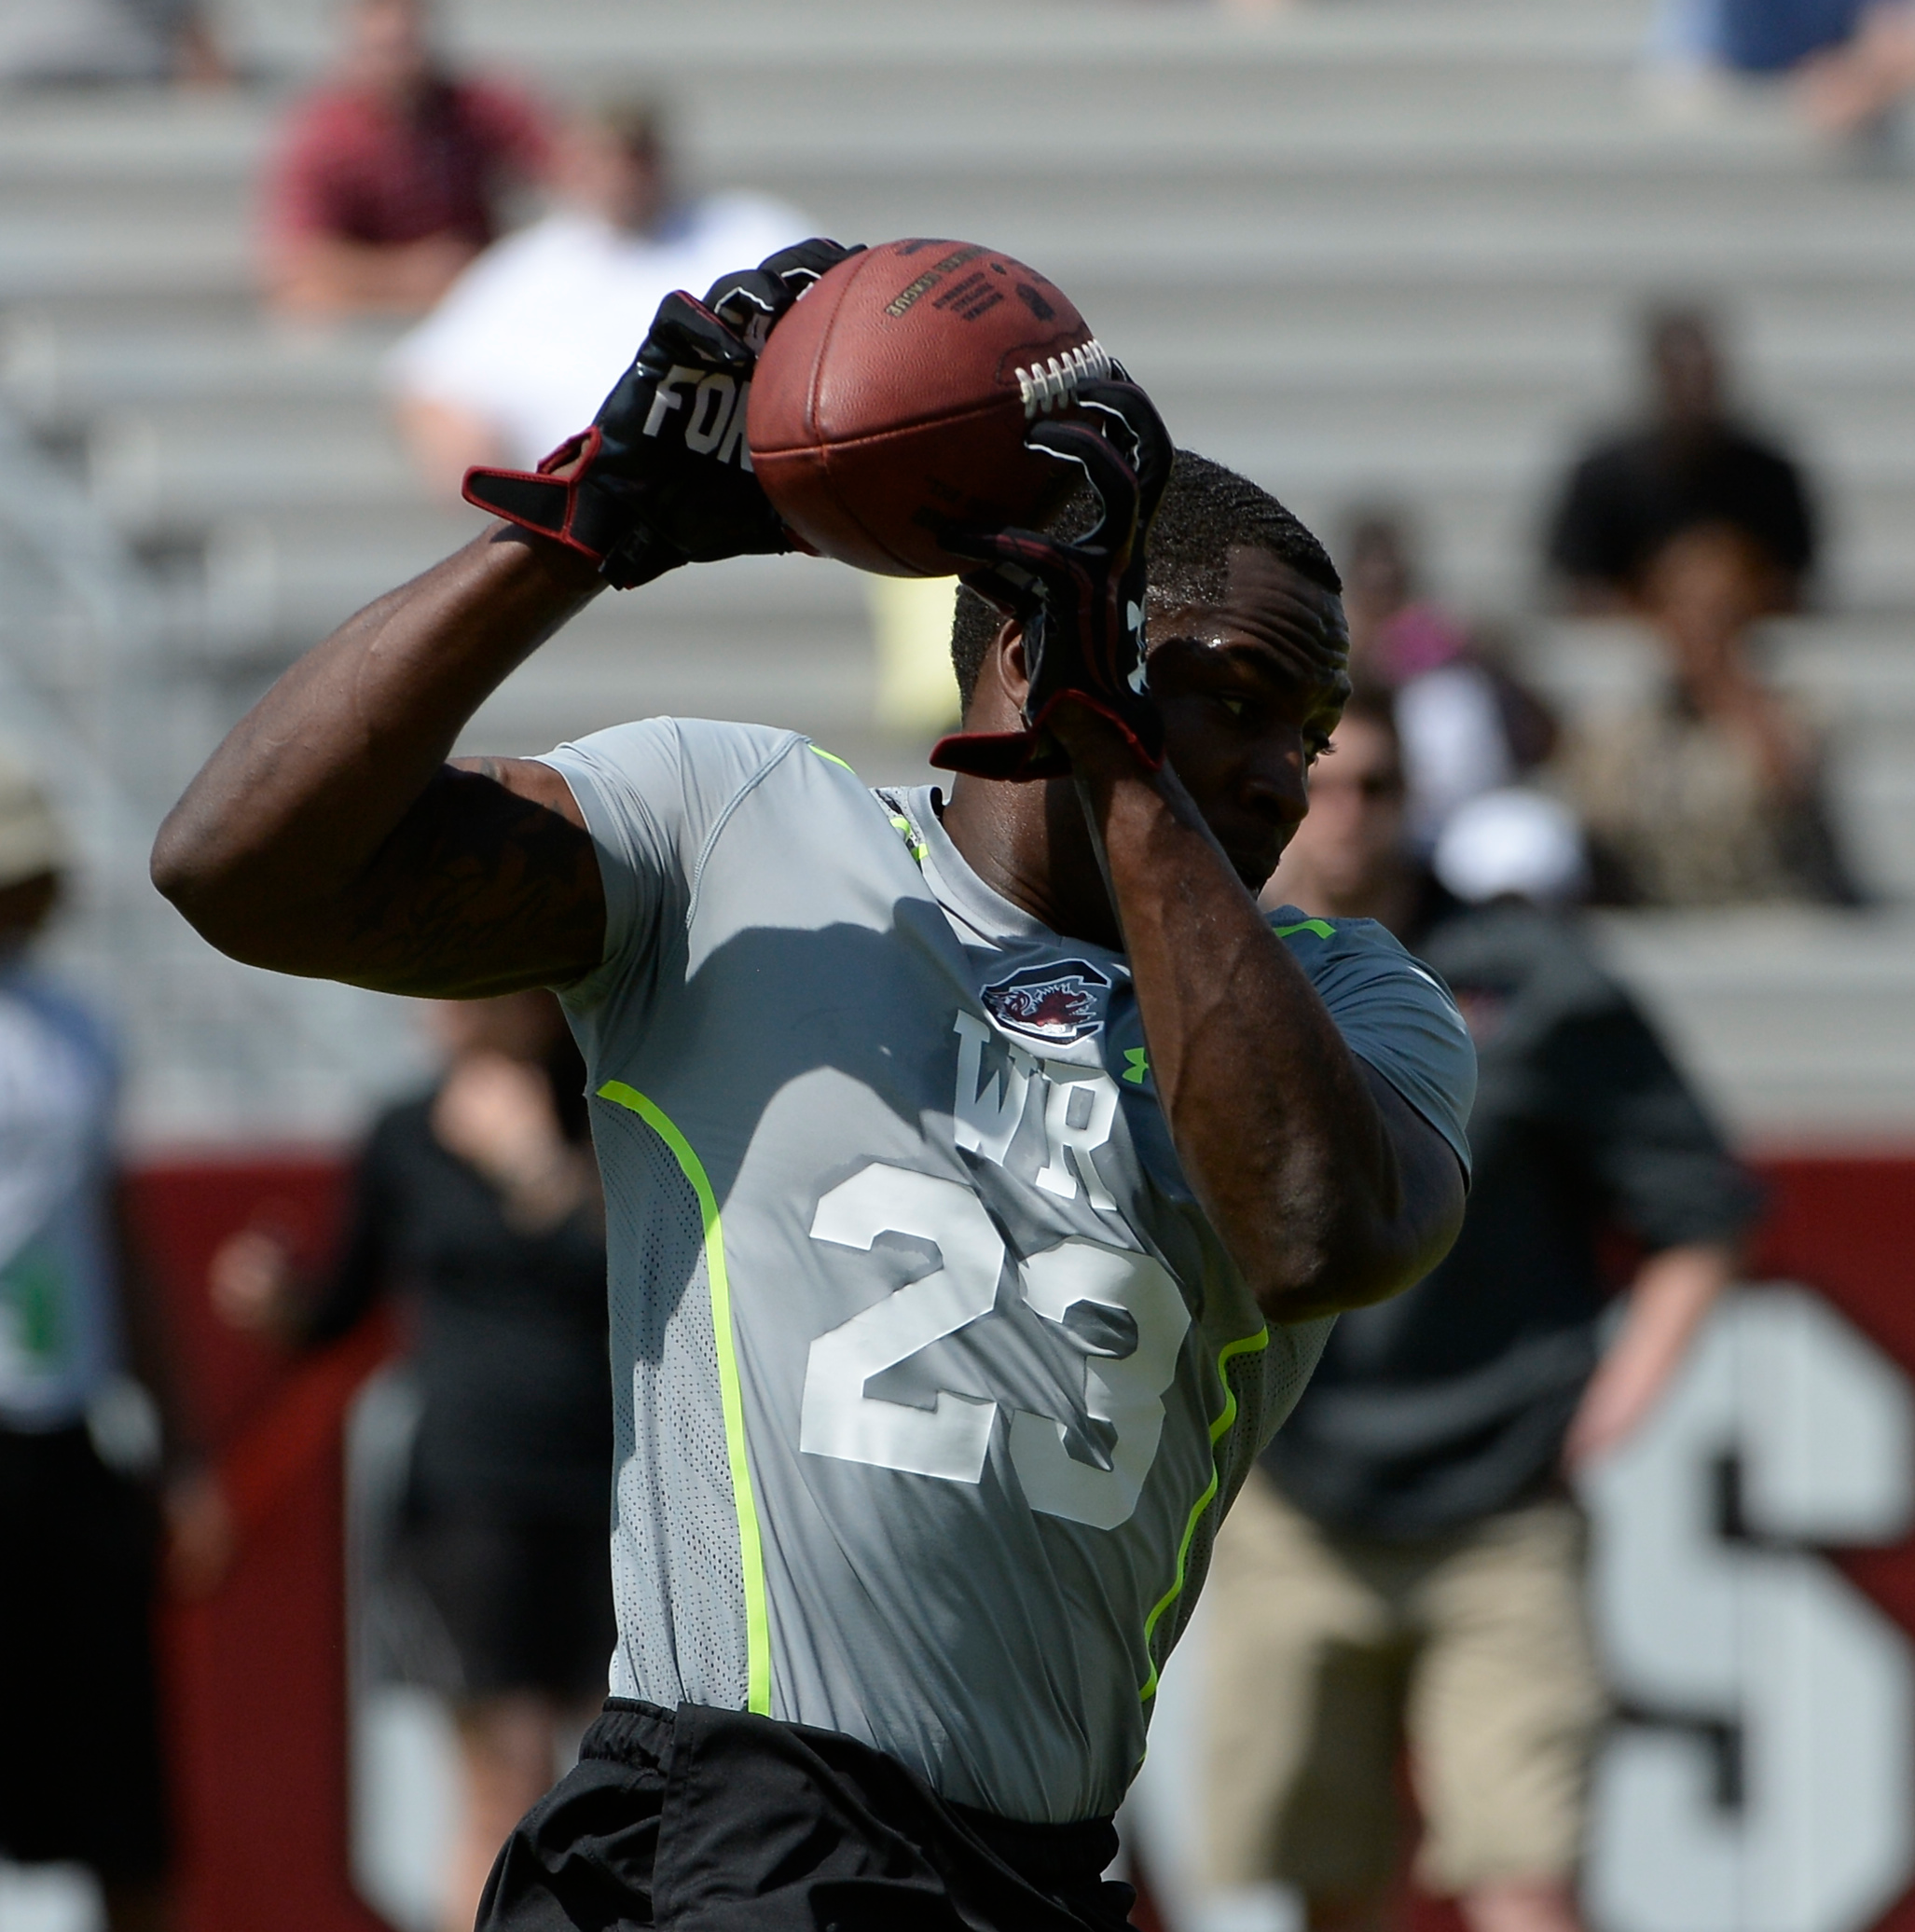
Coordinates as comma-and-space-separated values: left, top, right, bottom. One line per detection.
0, 0, 227, 87
1798, 0, 1915, 136
1206, 699, 1760, 1932
1649, 0, 1870, 76
1564, 523, 1863, 905
1432, 787, 1591, 910
1546, 308, 1817, 611
209, 992, 612, 1932
1262, 687, 1461, 937
260, 0, 550, 318
1340, 509, 1556, 851
1722, 0, 1871, 68
388, 99, 807, 489
0, 748, 227, 1932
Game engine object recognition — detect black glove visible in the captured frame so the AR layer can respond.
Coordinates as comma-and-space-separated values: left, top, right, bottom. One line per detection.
462, 238, 861, 589
930, 378, 1173, 782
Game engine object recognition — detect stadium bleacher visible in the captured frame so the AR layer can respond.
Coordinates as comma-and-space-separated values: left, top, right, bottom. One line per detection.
2, 0, 1914, 1149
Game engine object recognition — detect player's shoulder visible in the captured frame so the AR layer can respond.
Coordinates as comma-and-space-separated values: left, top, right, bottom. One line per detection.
1266, 905, 1427, 982
1268, 907, 1477, 1173
1269, 904, 1466, 1019
544, 717, 850, 835
552, 712, 785, 771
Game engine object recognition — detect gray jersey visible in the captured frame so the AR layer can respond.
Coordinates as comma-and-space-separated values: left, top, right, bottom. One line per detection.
541, 719, 1475, 1824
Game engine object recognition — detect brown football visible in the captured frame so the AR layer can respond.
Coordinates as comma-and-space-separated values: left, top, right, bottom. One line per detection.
747, 238, 1109, 577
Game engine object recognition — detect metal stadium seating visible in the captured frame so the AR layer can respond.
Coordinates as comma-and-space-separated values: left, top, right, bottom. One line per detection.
3, 0, 1913, 1145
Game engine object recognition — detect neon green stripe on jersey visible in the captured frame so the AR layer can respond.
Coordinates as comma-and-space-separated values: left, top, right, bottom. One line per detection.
1272, 918, 1335, 942
809, 745, 856, 772
889, 814, 930, 866
1137, 1326, 1272, 1702
596, 1081, 772, 1717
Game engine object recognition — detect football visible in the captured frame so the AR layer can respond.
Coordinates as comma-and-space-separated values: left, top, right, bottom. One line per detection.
748, 238, 1109, 577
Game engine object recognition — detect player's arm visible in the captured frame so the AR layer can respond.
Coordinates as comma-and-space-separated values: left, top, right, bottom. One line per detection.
1061, 727, 1464, 1323
934, 386, 1462, 1322
155, 239, 861, 995
152, 526, 605, 996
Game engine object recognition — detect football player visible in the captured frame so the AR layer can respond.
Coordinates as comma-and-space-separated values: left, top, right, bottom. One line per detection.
154, 242, 1473, 1930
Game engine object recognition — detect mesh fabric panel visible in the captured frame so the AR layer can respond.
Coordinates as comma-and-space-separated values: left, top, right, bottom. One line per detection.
593, 1097, 750, 1711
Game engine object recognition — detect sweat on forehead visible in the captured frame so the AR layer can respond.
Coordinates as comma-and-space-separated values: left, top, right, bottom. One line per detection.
1148, 547, 1354, 702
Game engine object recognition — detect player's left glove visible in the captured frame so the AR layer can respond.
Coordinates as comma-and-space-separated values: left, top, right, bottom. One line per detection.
462, 238, 861, 589
930, 377, 1173, 782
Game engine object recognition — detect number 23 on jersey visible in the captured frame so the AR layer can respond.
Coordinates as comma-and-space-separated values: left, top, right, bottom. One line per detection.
798, 1162, 1191, 1532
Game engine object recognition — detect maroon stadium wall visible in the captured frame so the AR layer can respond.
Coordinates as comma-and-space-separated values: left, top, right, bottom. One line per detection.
124, 1152, 1915, 1932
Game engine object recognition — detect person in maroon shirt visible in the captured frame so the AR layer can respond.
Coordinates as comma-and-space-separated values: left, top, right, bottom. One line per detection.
261, 0, 549, 316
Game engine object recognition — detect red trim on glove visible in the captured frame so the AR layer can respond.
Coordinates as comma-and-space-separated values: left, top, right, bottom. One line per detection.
930, 691, 1164, 783
462, 426, 609, 563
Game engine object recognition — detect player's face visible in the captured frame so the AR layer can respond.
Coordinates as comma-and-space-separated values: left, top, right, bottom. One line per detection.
1145, 548, 1351, 891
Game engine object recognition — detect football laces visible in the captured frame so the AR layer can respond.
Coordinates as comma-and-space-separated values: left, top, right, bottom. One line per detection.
1015, 339, 1114, 419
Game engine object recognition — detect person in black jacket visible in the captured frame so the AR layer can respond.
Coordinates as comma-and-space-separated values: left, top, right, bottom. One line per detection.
1546, 307, 1817, 613
211, 990, 612, 1932
1200, 694, 1761, 1932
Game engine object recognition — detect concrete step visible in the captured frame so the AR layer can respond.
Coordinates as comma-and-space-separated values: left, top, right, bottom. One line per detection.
88, 398, 419, 539
457, 624, 882, 760
0, 214, 247, 305
198, 504, 482, 655
1592, 909, 1915, 1144
1524, 616, 1915, 719
19, 146, 1915, 256
1829, 764, 1915, 899
24, 294, 1915, 427
2, 311, 397, 431
108, 353, 1915, 562
197, 508, 873, 659
219, 0, 1658, 86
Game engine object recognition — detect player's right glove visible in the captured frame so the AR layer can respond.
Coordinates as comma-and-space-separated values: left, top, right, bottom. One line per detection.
462, 238, 861, 589
930, 378, 1174, 782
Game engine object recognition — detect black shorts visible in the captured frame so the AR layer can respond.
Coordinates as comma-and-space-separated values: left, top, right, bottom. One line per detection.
400, 1504, 615, 1704
0, 1424, 169, 1880
478, 1698, 1137, 1931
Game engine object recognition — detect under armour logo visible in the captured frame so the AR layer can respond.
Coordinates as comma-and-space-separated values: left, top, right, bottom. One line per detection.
1125, 600, 1149, 695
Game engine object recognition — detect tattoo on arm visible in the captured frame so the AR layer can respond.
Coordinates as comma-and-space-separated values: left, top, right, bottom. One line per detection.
339, 763, 605, 997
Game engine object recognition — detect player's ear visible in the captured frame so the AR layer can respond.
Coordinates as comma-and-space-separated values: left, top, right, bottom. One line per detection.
992, 617, 1032, 708
955, 614, 1029, 731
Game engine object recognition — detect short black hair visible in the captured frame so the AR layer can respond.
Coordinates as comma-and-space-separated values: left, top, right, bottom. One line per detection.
949, 448, 1342, 711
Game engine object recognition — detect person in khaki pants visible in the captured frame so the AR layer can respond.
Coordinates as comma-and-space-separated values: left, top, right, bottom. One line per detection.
1205, 693, 1760, 1932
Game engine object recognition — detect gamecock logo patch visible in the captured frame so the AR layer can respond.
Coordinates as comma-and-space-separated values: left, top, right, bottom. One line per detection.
980, 960, 1112, 1044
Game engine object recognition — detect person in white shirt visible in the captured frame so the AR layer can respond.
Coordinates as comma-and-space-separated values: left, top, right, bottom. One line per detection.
388, 99, 807, 492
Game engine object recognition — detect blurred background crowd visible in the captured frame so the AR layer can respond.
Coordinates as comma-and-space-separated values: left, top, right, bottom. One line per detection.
3, 1, 1915, 1931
